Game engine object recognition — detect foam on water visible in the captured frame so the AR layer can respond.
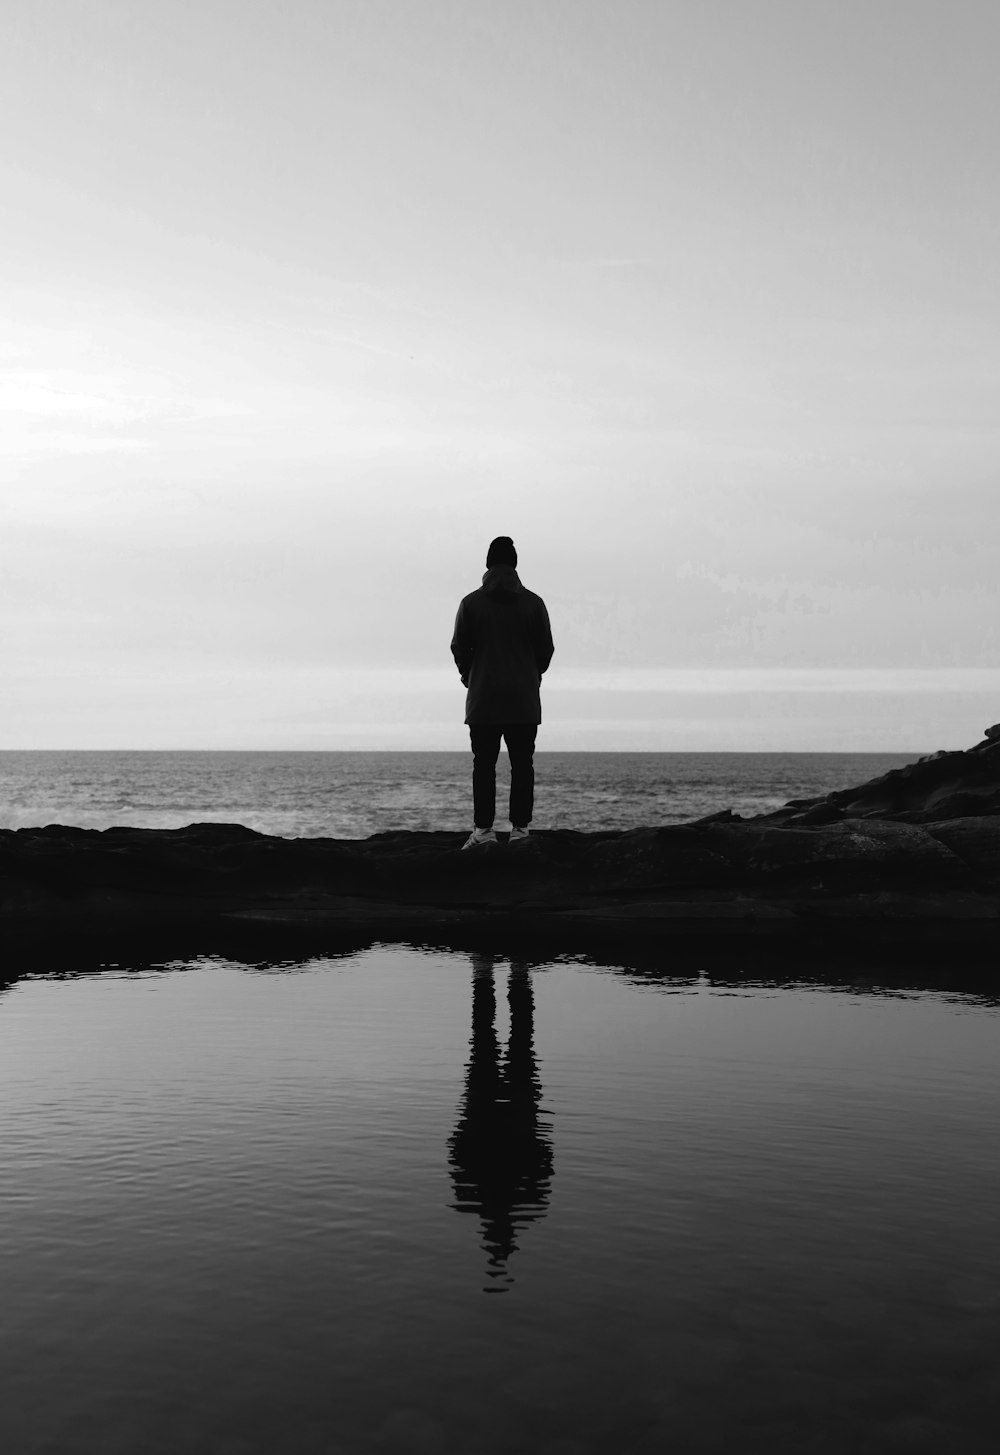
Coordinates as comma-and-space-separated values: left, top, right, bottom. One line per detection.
0, 749, 917, 837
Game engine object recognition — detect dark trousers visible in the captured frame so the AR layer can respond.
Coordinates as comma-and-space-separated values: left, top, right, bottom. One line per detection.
470, 724, 538, 829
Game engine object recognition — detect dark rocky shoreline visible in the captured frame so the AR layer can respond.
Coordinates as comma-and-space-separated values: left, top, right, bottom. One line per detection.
3, 728, 999, 955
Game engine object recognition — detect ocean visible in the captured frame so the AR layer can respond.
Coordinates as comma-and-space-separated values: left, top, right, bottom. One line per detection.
0, 749, 918, 838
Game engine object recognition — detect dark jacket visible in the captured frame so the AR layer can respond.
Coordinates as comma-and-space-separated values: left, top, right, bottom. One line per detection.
451, 566, 554, 725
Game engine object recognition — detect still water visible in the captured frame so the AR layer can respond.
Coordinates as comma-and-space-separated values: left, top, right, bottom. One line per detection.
2, 948, 999, 1454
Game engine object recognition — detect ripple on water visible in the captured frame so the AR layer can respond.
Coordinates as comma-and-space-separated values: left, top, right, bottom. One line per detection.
1, 950, 998, 1453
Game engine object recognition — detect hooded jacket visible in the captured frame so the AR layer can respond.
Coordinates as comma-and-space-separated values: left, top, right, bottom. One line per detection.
451, 566, 554, 725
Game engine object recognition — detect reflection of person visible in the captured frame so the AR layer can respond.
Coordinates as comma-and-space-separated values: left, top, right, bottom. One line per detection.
450, 536, 554, 850
448, 954, 553, 1292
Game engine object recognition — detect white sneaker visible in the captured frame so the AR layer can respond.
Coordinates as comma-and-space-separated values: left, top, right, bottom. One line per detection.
462, 827, 498, 850
509, 826, 531, 843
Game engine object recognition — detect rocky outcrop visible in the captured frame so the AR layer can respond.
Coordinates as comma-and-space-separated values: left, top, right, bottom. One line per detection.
2, 728, 999, 949
757, 725, 1000, 825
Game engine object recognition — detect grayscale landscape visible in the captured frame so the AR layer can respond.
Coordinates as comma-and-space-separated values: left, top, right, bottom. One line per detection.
2, 2, 999, 1451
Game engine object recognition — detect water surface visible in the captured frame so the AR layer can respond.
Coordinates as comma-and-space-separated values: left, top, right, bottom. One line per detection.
0, 749, 916, 836
2, 949, 998, 1453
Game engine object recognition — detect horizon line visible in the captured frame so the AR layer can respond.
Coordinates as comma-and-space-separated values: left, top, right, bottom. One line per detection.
0, 745, 931, 755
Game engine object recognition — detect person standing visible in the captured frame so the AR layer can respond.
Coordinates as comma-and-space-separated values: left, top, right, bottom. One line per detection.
451, 537, 554, 849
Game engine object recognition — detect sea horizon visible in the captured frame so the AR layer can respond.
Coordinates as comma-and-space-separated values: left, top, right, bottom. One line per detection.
0, 746, 931, 756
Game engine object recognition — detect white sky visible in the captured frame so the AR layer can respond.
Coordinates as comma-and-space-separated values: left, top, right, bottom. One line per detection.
2, 0, 998, 750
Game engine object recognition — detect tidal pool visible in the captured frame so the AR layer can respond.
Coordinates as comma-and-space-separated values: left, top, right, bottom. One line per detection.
1, 947, 999, 1453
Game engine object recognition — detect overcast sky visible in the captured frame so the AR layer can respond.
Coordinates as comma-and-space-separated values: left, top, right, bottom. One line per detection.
2, 0, 998, 749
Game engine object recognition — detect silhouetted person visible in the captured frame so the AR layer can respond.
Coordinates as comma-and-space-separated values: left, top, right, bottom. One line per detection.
448, 955, 553, 1291
451, 536, 554, 849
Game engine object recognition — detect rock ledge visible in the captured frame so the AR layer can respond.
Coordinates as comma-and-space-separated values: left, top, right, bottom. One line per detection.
3, 729, 999, 949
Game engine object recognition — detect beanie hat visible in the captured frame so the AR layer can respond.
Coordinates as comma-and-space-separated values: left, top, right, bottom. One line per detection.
486, 536, 517, 568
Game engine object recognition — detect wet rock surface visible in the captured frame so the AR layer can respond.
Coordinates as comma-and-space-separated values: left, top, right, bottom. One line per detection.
3, 729, 999, 946
758, 726, 1000, 825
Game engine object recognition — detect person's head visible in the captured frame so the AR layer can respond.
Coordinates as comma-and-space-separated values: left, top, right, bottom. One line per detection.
486, 536, 517, 569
